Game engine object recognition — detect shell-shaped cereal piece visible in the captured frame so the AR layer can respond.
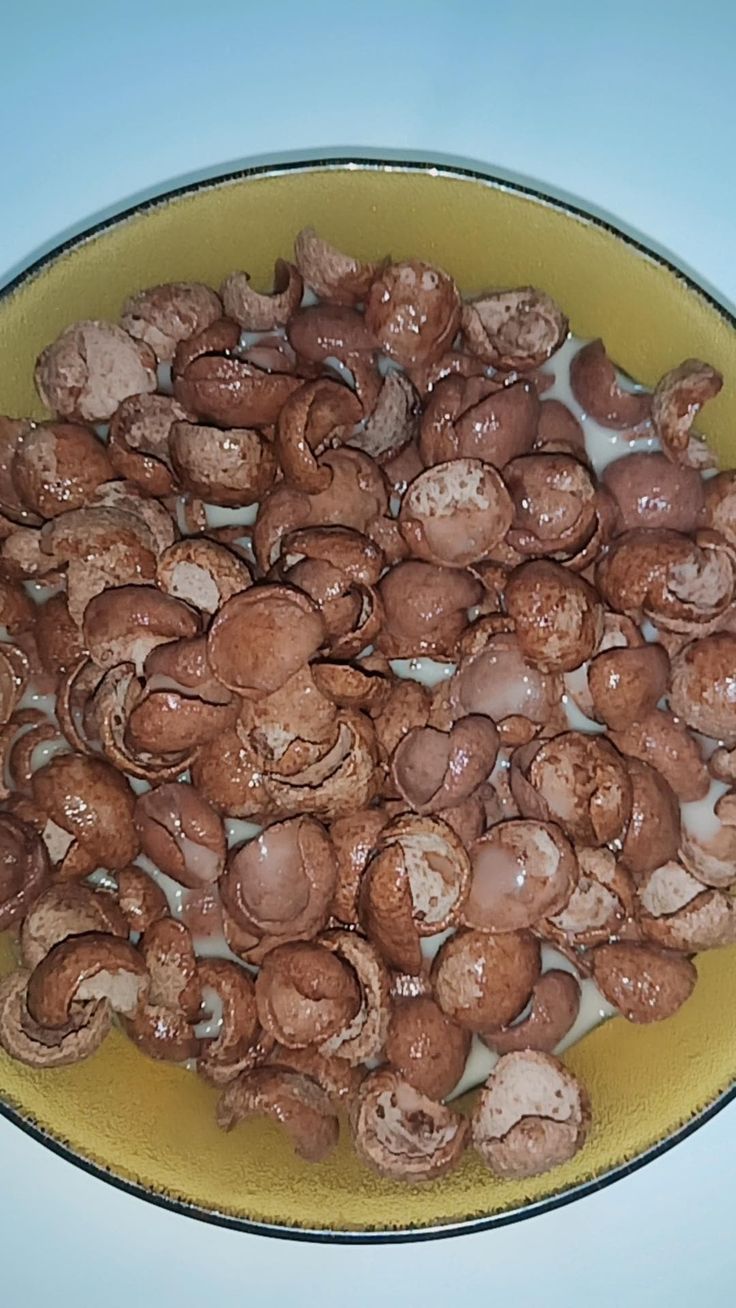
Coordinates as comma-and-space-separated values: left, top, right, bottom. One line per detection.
91, 480, 177, 554
0, 814, 51, 932
1, 523, 65, 581
621, 759, 681, 877
40, 505, 159, 626
0, 524, 62, 581
0, 969, 111, 1069
282, 562, 382, 660
294, 227, 381, 305
408, 348, 491, 398
121, 282, 222, 362
680, 790, 736, 889
0, 415, 41, 526
31, 753, 139, 876
587, 641, 670, 731
123, 1002, 201, 1063
253, 447, 388, 572
651, 359, 722, 466
372, 678, 431, 759
609, 709, 709, 803
20, 882, 128, 969
265, 1042, 364, 1105
55, 657, 104, 755
365, 260, 461, 368
12, 423, 113, 520
439, 788, 487, 847
399, 458, 513, 567
329, 807, 388, 926
391, 716, 499, 814
126, 679, 239, 756
385, 995, 470, 1099
35, 321, 157, 422
381, 438, 425, 500
318, 929, 392, 1065
8, 714, 62, 796
140, 918, 201, 1020
261, 710, 383, 821
420, 375, 539, 469
543, 846, 635, 947
513, 731, 632, 846
569, 339, 651, 430
561, 615, 643, 732
191, 726, 272, 819
108, 394, 186, 497
311, 660, 390, 714
348, 371, 418, 463
450, 629, 561, 730
156, 538, 252, 614
116, 866, 169, 933
504, 452, 601, 563
83, 585, 200, 673
462, 288, 567, 371
26, 932, 149, 1028
377, 560, 480, 658
707, 744, 736, 784
596, 528, 735, 635
636, 859, 736, 950
175, 883, 225, 944
361, 812, 471, 964
171, 317, 240, 376
275, 379, 363, 495
220, 816, 336, 939
134, 783, 226, 889
350, 1068, 468, 1181
481, 971, 580, 1055
287, 303, 376, 362
238, 665, 337, 778
218, 1066, 339, 1162
254, 940, 360, 1048
221, 260, 302, 330
220, 911, 309, 968
34, 595, 88, 678
91, 664, 198, 785
196, 958, 258, 1067
602, 451, 705, 534
703, 470, 736, 547
432, 928, 541, 1031
591, 940, 696, 1021
207, 584, 325, 698
280, 524, 384, 584
670, 633, 736, 745
535, 398, 586, 456
0, 643, 31, 727
464, 819, 578, 932
505, 560, 603, 673
359, 841, 422, 974
174, 350, 301, 428
471, 1050, 590, 1177
169, 422, 277, 506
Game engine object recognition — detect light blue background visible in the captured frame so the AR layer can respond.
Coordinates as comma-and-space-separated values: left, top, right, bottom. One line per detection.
2, 2, 736, 1303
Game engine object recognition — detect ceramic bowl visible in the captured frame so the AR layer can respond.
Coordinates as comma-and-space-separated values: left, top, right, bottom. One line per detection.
1, 159, 735, 1240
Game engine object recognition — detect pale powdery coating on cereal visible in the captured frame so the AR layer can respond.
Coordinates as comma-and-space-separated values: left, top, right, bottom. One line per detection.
409, 463, 490, 516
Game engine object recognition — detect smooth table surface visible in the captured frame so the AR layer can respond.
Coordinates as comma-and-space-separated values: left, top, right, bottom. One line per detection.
2, 2, 735, 1303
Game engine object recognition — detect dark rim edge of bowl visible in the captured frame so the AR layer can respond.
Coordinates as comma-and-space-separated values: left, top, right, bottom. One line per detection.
1, 154, 734, 1244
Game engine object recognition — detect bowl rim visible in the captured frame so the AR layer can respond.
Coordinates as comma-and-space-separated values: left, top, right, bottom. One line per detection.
1, 154, 735, 1244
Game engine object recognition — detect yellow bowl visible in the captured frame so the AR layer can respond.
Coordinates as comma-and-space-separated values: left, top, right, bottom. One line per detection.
1, 160, 735, 1241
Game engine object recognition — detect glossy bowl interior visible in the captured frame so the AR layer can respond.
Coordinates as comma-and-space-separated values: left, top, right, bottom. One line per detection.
1, 161, 735, 1240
